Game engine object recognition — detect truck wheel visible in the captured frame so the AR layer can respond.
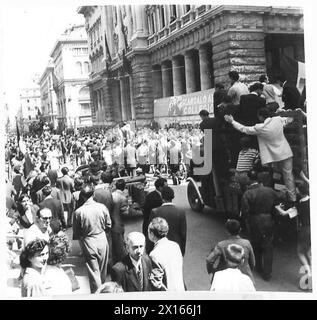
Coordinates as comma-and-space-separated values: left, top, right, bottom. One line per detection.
187, 179, 204, 212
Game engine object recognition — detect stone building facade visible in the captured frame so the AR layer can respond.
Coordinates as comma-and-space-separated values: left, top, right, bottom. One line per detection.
19, 86, 41, 132
49, 24, 92, 131
78, 5, 304, 126
39, 60, 59, 129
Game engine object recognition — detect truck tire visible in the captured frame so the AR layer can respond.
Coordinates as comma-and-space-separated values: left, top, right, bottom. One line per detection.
187, 178, 204, 212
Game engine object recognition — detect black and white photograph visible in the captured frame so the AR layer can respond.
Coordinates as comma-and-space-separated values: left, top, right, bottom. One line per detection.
1, 0, 316, 301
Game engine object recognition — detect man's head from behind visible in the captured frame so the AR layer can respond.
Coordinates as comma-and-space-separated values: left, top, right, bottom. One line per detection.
101, 171, 113, 184
154, 177, 167, 192
249, 82, 264, 96
80, 184, 95, 201
126, 232, 145, 262
115, 179, 126, 191
247, 170, 258, 184
161, 185, 174, 202
61, 167, 69, 176
199, 109, 209, 121
148, 217, 169, 243
228, 70, 239, 83
225, 219, 241, 236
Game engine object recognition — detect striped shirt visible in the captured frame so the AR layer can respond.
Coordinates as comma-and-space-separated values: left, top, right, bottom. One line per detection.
236, 148, 259, 172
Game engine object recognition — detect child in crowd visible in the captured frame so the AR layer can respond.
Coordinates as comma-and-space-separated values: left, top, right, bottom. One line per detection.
235, 137, 259, 192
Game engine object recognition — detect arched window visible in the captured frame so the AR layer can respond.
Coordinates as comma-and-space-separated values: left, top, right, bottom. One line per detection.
84, 61, 90, 74
76, 61, 82, 74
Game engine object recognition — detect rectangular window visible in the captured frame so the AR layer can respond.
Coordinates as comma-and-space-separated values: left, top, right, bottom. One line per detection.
170, 5, 177, 22
160, 6, 165, 28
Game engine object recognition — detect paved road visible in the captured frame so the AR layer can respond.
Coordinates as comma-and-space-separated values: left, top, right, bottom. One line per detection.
6, 181, 306, 297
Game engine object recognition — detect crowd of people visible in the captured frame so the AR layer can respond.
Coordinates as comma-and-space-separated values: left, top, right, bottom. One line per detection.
5, 70, 310, 296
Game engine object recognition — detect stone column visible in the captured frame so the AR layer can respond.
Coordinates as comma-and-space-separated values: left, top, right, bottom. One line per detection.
199, 46, 212, 91
102, 77, 115, 124
161, 60, 173, 97
131, 53, 154, 125
172, 56, 185, 95
184, 51, 196, 93
110, 79, 122, 122
129, 75, 135, 120
152, 65, 163, 99
120, 75, 127, 121
89, 87, 96, 125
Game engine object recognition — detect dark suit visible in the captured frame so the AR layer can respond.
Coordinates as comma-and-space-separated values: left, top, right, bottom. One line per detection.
111, 254, 153, 292
149, 203, 187, 256
241, 183, 285, 278
56, 174, 74, 226
143, 189, 163, 254
39, 196, 66, 233
238, 93, 266, 150
282, 81, 301, 110
238, 93, 266, 126
142, 189, 162, 236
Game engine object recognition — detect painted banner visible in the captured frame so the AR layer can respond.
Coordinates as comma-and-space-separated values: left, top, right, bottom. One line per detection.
154, 89, 215, 120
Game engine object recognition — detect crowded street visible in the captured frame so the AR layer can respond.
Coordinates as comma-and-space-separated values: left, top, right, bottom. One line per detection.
3, 4, 311, 299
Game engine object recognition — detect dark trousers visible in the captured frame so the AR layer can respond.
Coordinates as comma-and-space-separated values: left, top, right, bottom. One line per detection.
111, 230, 127, 265
249, 214, 274, 277
138, 164, 149, 175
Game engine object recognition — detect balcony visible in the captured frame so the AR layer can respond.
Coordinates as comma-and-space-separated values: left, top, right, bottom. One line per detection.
169, 20, 177, 33
182, 12, 191, 25
158, 28, 165, 39
197, 5, 206, 16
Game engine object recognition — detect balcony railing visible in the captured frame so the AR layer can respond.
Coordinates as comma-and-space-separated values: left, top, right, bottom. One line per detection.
197, 5, 206, 16
169, 20, 177, 32
182, 12, 190, 25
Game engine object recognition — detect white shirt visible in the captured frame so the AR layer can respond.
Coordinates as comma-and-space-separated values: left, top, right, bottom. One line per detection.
24, 224, 51, 246
232, 116, 293, 165
44, 265, 72, 296
211, 268, 256, 292
228, 81, 249, 105
130, 256, 142, 273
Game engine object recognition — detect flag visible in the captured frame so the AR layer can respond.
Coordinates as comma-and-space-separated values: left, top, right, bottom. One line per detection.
16, 118, 20, 144
119, 6, 128, 51
104, 31, 112, 62
280, 54, 306, 94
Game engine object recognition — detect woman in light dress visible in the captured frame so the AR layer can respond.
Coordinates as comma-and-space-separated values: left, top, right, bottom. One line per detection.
20, 238, 50, 297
